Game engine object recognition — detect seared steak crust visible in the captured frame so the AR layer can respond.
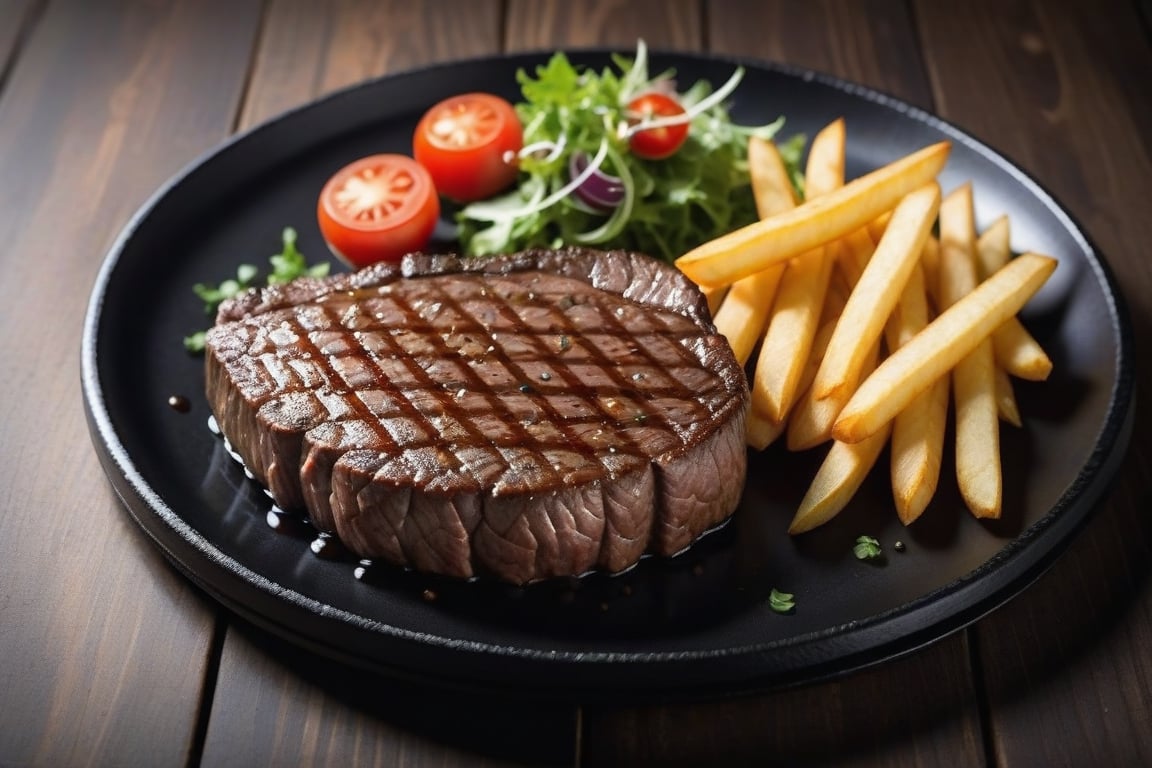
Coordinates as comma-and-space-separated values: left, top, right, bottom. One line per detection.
205, 247, 748, 583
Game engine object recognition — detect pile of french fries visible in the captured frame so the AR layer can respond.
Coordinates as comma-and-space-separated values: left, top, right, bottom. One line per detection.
677, 119, 1056, 535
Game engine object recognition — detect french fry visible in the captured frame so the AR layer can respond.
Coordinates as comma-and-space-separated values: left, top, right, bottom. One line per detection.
938, 184, 1000, 518
888, 264, 948, 525
701, 284, 727, 317
920, 235, 941, 307
787, 339, 880, 451
866, 210, 893, 244
892, 376, 949, 525
993, 321, 1053, 380
789, 421, 893, 534
675, 141, 952, 287
712, 137, 798, 365
811, 182, 941, 402
994, 366, 1023, 427
975, 214, 1010, 277
975, 214, 1053, 382
750, 120, 847, 422
831, 252, 1057, 444
712, 268, 784, 366
951, 339, 1001, 518
975, 215, 1051, 377
976, 217, 1023, 423
746, 411, 785, 451
749, 135, 799, 218
837, 226, 876, 287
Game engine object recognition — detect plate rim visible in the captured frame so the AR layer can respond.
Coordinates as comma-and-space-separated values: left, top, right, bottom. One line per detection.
80, 47, 1137, 695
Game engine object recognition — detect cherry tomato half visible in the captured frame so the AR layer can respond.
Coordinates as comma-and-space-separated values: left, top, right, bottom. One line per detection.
413, 93, 523, 202
317, 154, 440, 268
626, 93, 689, 160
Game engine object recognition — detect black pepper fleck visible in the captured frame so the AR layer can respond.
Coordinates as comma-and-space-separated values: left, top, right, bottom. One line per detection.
894, 541, 906, 552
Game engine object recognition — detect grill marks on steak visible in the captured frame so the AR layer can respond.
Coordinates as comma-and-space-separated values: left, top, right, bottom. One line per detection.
205, 248, 748, 583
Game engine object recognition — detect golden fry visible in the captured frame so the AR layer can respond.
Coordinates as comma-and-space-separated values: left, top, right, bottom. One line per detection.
891, 376, 949, 525
994, 365, 1023, 427
886, 262, 949, 525
712, 268, 784, 366
812, 182, 941, 402
993, 319, 1053, 380
750, 120, 847, 423
787, 340, 879, 451
746, 410, 785, 451
713, 137, 798, 365
952, 341, 1002, 518
976, 214, 1011, 279
831, 253, 1057, 444
748, 135, 798, 220
701, 284, 727, 316
838, 226, 876, 287
973, 213, 1053, 381
938, 184, 1000, 519
789, 421, 893, 534
675, 141, 952, 287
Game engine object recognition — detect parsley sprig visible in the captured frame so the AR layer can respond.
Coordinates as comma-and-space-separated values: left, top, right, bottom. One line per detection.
183, 227, 329, 353
769, 588, 796, 614
853, 535, 883, 561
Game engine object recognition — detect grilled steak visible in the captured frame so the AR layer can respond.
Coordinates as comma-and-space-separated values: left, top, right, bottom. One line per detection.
205, 247, 748, 583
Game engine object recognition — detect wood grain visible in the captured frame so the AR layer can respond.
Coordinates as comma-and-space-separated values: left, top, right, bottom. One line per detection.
504, 0, 702, 51
240, 0, 504, 128
0, 0, 262, 764
708, 0, 934, 111
201, 619, 576, 767
582, 636, 984, 767
915, 0, 1152, 763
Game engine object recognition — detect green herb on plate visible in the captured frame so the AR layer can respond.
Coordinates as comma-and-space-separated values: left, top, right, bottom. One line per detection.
769, 588, 796, 614
183, 227, 329, 353
853, 535, 883, 561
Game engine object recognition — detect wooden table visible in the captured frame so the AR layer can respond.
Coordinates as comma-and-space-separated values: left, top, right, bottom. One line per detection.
2, 1, 1150, 764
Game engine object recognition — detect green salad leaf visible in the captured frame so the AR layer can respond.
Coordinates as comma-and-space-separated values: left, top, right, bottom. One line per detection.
457, 41, 805, 262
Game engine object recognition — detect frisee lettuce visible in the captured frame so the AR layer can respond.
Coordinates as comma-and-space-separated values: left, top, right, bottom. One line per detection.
457, 41, 805, 262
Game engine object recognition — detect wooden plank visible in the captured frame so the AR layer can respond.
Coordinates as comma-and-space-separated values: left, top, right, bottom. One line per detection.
504, 0, 702, 51
197, 3, 582, 766
582, 636, 983, 766
578, 2, 984, 764
201, 620, 576, 767
709, 0, 934, 111
914, 0, 1152, 763
0, 0, 263, 765
240, 0, 505, 128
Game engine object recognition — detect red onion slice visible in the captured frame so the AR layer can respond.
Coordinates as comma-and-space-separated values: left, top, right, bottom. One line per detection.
569, 151, 625, 211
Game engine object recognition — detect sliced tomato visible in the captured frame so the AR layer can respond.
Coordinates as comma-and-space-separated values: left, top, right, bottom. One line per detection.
317, 154, 440, 268
413, 93, 523, 202
626, 93, 689, 160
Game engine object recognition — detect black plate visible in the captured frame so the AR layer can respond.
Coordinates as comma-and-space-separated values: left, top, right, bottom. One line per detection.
81, 50, 1134, 698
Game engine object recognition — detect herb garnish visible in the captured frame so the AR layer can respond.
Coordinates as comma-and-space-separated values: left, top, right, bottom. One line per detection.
183, 227, 329, 353
769, 588, 796, 614
853, 535, 883, 561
